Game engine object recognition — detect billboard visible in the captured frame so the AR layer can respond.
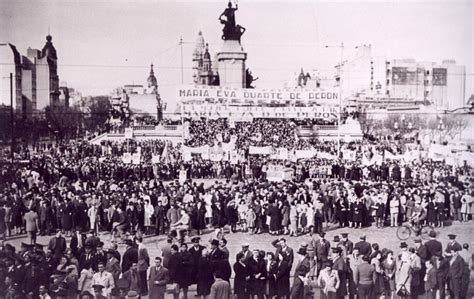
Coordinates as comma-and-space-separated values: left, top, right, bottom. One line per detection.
432, 68, 447, 86
392, 67, 418, 85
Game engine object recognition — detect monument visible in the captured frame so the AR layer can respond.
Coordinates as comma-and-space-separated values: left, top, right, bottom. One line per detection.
217, 1, 247, 88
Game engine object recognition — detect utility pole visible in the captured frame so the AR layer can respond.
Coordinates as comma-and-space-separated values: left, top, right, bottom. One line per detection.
179, 36, 184, 84
337, 42, 344, 159
10, 72, 14, 164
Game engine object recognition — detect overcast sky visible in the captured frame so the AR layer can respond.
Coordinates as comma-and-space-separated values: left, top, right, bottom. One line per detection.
0, 0, 472, 105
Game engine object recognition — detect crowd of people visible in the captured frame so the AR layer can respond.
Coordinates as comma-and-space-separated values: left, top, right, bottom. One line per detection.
0, 222, 471, 298
0, 116, 472, 298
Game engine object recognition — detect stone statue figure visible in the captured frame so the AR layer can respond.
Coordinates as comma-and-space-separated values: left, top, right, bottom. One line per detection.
219, 1, 245, 41
245, 69, 258, 88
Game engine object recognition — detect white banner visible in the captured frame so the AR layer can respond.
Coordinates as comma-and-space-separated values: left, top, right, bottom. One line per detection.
270, 148, 289, 160
342, 150, 356, 161
181, 104, 338, 120
132, 153, 141, 165
178, 85, 339, 104
249, 146, 272, 155
295, 149, 315, 159
122, 153, 132, 164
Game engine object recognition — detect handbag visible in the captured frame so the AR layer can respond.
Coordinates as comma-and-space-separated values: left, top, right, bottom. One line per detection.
397, 285, 409, 297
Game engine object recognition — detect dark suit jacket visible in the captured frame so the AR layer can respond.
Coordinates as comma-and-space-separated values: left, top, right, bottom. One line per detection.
122, 247, 138, 273
271, 240, 294, 267
48, 236, 66, 257
425, 239, 443, 259
354, 241, 372, 257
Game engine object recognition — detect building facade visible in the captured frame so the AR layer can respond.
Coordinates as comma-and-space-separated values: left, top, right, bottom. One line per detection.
0, 35, 62, 118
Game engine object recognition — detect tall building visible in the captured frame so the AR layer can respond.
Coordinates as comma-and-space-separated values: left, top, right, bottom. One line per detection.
385, 59, 466, 110
192, 31, 219, 86
0, 35, 62, 117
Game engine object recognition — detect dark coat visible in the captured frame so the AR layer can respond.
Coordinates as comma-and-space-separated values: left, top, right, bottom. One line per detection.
425, 239, 443, 259
274, 260, 291, 297
196, 257, 214, 296
177, 251, 193, 288
122, 247, 139, 273
448, 255, 466, 297
354, 240, 372, 258
247, 257, 265, 295
233, 261, 251, 296
267, 205, 281, 231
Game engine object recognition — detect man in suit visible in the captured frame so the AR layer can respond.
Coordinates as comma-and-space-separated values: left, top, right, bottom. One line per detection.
121, 262, 142, 296
148, 257, 169, 299
105, 249, 121, 283
424, 230, 442, 259
312, 232, 331, 273
121, 240, 138, 273
354, 255, 375, 299
448, 247, 466, 299
340, 232, 354, 256
79, 244, 97, 272
92, 262, 115, 297
235, 242, 252, 265
446, 234, 462, 253
188, 237, 205, 284
290, 247, 310, 299
271, 238, 294, 268
24, 208, 39, 244
48, 230, 67, 258
354, 235, 372, 258
209, 270, 231, 299
331, 247, 348, 298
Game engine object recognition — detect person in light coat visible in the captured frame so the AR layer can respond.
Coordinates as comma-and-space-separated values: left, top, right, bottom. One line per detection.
143, 199, 154, 233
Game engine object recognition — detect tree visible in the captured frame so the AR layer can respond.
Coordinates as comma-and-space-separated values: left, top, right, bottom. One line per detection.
82, 96, 111, 134
44, 105, 81, 141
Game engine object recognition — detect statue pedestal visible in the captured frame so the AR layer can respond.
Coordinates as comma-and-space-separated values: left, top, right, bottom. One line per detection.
217, 40, 247, 88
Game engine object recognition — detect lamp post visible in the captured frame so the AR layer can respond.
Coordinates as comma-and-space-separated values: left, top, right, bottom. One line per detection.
438, 119, 445, 144
325, 43, 344, 158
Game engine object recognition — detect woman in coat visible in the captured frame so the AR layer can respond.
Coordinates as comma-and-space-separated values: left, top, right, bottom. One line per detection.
395, 252, 412, 298
267, 202, 281, 235
233, 252, 251, 299
289, 202, 298, 236
62, 200, 74, 236
281, 202, 290, 235
382, 250, 396, 298
263, 252, 278, 298
426, 199, 437, 227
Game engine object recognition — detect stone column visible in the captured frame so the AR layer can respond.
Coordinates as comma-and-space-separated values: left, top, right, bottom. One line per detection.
217, 40, 247, 88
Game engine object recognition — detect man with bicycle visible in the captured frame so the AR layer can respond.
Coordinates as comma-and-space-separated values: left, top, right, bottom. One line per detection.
408, 201, 427, 230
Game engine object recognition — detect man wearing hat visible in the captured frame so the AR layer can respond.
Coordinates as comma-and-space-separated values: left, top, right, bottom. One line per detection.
446, 234, 462, 253
312, 232, 331, 274
48, 230, 67, 258
447, 245, 468, 299
340, 232, 353, 256
105, 248, 122, 283
122, 239, 138, 273
354, 235, 372, 258
92, 284, 107, 299
290, 246, 310, 298
424, 230, 442, 259
331, 246, 347, 297
235, 242, 252, 264
271, 238, 294, 268
189, 237, 205, 285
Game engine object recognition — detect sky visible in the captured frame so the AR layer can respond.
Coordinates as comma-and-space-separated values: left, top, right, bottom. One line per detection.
0, 0, 472, 107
